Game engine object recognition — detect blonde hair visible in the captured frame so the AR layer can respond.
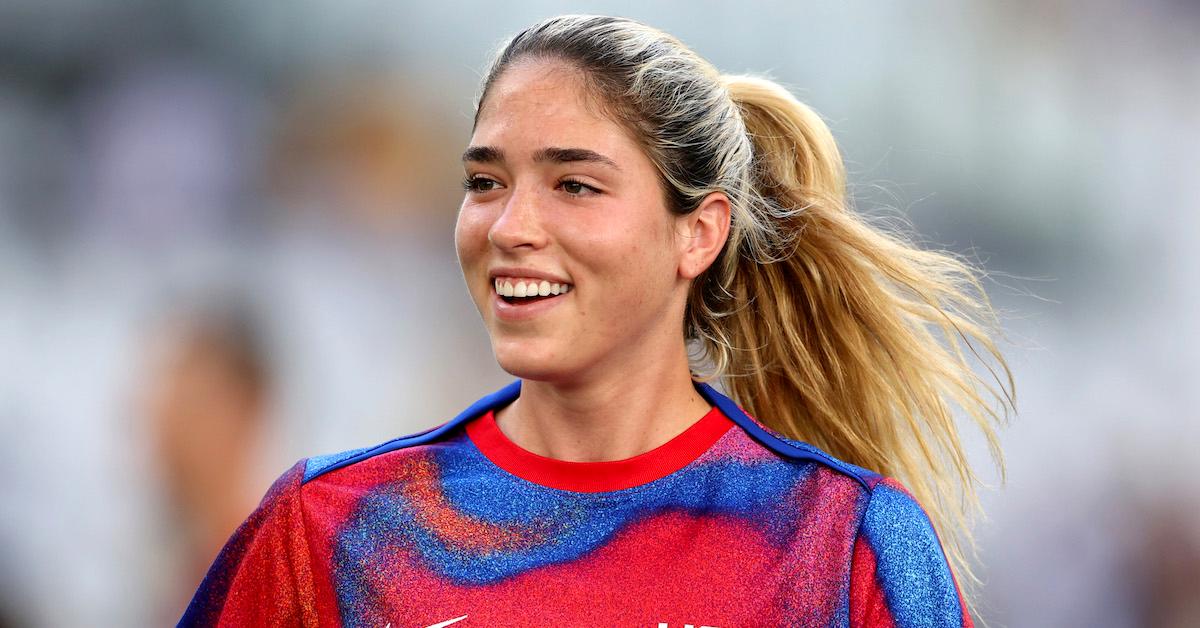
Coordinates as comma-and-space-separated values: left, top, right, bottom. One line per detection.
476, 14, 1015, 613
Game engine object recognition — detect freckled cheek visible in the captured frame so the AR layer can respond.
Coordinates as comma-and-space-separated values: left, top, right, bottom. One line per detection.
577, 243, 665, 321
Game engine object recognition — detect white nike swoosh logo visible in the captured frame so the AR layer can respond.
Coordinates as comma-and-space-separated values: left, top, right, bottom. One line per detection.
424, 615, 469, 628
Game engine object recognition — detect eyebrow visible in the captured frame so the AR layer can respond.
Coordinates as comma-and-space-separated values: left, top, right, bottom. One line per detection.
534, 147, 622, 172
461, 145, 503, 164
461, 145, 622, 172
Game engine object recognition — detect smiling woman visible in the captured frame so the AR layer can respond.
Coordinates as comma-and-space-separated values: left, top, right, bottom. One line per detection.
181, 14, 1014, 628
455, 58, 721, 408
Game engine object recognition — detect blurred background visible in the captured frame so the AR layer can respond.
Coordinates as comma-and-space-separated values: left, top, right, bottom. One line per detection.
0, 0, 1197, 625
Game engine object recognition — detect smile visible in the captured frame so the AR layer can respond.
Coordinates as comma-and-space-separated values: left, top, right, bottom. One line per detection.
493, 277, 572, 304
490, 276, 572, 321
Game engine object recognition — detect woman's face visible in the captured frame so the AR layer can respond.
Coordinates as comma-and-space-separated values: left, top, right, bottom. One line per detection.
455, 59, 689, 384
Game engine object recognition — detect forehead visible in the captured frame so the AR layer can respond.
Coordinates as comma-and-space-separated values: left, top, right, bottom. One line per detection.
472, 59, 640, 156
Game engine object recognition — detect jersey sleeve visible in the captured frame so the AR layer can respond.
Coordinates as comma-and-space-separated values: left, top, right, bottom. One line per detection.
178, 460, 319, 627
848, 478, 973, 628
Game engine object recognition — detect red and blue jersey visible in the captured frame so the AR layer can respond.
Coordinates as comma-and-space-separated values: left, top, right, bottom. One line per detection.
180, 381, 973, 627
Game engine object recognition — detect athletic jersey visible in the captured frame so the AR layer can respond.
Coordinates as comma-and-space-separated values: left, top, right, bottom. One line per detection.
180, 381, 973, 627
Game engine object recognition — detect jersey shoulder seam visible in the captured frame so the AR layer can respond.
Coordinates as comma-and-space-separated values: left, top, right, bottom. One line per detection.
301, 427, 441, 484
695, 381, 883, 491
301, 380, 523, 484
765, 432, 885, 491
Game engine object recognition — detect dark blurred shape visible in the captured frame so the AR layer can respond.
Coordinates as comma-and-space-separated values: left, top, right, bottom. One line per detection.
1131, 496, 1200, 627
137, 292, 275, 615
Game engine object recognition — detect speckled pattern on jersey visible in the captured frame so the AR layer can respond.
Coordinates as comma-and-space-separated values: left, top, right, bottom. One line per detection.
180, 382, 973, 627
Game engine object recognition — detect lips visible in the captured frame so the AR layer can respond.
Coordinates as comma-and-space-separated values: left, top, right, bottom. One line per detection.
486, 268, 574, 322
491, 282, 570, 321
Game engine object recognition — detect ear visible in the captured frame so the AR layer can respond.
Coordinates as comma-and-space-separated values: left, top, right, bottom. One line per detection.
675, 191, 732, 280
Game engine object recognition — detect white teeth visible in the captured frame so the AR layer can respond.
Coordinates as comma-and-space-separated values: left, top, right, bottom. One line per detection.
493, 278, 573, 299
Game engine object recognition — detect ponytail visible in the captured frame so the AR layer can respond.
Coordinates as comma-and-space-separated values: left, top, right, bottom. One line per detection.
714, 74, 1015, 603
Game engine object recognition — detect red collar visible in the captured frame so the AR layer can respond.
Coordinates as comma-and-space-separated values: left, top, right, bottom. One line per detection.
466, 406, 732, 492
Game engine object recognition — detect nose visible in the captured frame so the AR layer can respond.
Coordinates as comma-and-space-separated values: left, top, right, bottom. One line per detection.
487, 186, 548, 251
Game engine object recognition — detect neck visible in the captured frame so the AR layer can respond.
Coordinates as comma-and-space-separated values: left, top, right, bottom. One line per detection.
494, 342, 711, 462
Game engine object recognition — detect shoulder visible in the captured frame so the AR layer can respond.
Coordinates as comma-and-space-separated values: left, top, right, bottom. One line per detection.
848, 476, 970, 626
234, 458, 308, 522
300, 380, 522, 484
301, 433, 435, 484
725, 407, 936, 543
694, 381, 885, 492
854, 476, 948, 562
753, 424, 886, 492
181, 459, 313, 625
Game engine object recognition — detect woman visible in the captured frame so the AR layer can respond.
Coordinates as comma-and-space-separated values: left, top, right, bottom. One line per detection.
182, 15, 1013, 627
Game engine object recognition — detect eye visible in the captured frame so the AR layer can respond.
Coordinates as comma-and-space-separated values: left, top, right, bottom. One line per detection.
463, 175, 502, 193
558, 178, 599, 196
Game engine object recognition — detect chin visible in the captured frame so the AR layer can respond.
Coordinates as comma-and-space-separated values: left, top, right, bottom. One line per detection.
491, 339, 579, 383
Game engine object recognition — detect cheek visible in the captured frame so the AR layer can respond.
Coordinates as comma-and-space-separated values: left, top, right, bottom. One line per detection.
454, 204, 491, 266
574, 214, 677, 305
454, 205, 496, 314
